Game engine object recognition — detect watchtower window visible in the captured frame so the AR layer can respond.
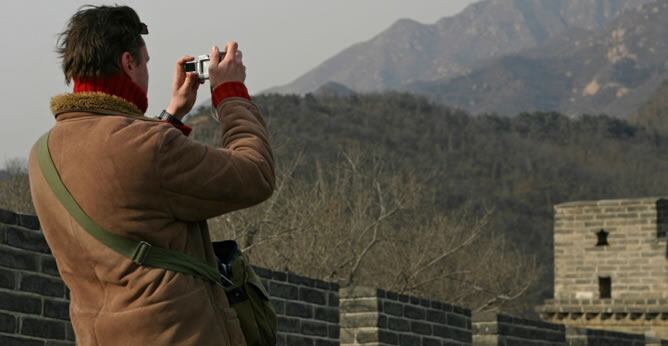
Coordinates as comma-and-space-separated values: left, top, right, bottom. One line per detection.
596, 229, 609, 247
599, 277, 611, 299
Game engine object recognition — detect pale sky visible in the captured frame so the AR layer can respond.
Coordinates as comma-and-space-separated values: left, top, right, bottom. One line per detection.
0, 0, 477, 162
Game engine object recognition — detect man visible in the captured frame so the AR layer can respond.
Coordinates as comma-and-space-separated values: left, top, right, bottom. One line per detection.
28, 5, 274, 345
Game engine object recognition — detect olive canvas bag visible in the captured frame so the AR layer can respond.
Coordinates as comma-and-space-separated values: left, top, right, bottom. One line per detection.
36, 131, 277, 346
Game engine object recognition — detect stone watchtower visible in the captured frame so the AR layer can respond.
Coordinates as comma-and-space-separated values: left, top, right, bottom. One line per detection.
538, 197, 668, 338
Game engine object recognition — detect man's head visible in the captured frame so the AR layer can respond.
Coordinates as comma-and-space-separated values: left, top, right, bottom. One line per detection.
57, 5, 149, 91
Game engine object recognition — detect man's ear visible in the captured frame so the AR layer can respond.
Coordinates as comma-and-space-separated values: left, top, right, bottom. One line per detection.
121, 52, 135, 75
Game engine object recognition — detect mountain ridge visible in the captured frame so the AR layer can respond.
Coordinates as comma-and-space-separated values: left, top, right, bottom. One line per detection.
263, 0, 650, 96
407, 0, 668, 117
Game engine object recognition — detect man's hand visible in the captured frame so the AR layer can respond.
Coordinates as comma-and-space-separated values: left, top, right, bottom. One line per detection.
166, 56, 200, 120
209, 41, 246, 89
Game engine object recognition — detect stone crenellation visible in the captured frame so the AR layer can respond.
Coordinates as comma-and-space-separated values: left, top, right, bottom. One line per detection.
540, 197, 668, 340
254, 267, 340, 346
2, 207, 667, 345
339, 286, 472, 346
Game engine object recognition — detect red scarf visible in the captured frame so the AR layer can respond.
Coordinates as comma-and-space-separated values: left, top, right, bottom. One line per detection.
73, 74, 148, 114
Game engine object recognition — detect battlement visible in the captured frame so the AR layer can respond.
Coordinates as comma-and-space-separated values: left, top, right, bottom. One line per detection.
2, 208, 666, 345
544, 197, 668, 339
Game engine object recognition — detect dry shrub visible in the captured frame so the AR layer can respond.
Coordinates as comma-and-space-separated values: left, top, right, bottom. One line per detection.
209, 149, 539, 314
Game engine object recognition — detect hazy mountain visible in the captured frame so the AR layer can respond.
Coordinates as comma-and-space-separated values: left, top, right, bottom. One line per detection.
408, 1, 668, 117
631, 80, 668, 132
313, 81, 356, 98
264, 0, 649, 95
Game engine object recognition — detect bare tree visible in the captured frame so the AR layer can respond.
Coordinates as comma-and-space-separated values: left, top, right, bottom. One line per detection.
208, 149, 539, 314
0, 158, 34, 214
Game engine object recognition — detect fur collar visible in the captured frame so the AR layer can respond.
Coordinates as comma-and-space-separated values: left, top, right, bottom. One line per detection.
50, 92, 145, 118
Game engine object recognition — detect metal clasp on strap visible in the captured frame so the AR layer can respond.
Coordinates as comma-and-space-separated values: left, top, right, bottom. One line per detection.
131, 241, 152, 265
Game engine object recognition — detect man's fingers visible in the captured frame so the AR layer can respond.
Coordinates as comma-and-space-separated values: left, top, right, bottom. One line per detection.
181, 72, 194, 89
177, 55, 194, 66
223, 41, 238, 63
210, 46, 221, 66
173, 55, 193, 87
188, 73, 200, 90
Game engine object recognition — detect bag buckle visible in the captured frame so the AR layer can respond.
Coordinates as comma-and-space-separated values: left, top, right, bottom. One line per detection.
131, 241, 152, 265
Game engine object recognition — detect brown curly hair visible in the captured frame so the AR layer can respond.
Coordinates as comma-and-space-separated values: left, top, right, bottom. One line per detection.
57, 5, 147, 84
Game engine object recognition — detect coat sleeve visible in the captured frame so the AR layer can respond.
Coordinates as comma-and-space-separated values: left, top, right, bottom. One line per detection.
158, 98, 275, 221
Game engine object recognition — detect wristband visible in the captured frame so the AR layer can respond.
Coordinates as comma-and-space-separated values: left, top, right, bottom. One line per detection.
159, 109, 191, 136
159, 109, 184, 125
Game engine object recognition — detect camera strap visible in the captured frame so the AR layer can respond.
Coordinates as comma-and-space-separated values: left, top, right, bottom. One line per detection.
36, 131, 223, 285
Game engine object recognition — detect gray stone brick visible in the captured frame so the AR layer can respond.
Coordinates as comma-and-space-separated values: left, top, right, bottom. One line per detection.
21, 317, 66, 339
427, 309, 446, 324
271, 271, 287, 281
315, 339, 338, 346
20, 274, 66, 298
44, 299, 70, 321
271, 299, 286, 314
314, 307, 338, 323
446, 313, 468, 329
0, 311, 17, 333
405, 305, 426, 320
286, 302, 313, 318
275, 334, 286, 346
422, 337, 442, 346
0, 290, 41, 314
0, 245, 39, 271
65, 322, 75, 341
340, 312, 379, 328
46, 341, 76, 346
5, 227, 50, 254
300, 287, 326, 305
40, 256, 60, 277
379, 330, 399, 345
269, 281, 299, 300
327, 292, 338, 307
399, 333, 421, 345
411, 320, 432, 335
356, 328, 379, 343
0, 267, 15, 289
386, 291, 399, 301
288, 272, 316, 287
384, 301, 403, 317
301, 321, 328, 337
449, 327, 472, 343
433, 325, 451, 339
328, 324, 339, 339
0, 334, 43, 346
286, 334, 315, 346
0, 209, 17, 225
388, 317, 411, 332
277, 316, 300, 333
18, 215, 41, 230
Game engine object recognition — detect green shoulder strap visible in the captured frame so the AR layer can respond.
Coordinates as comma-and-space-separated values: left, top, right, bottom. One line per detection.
36, 131, 221, 284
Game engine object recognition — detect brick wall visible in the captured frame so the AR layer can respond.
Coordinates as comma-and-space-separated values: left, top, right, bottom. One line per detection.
473, 311, 566, 346
474, 312, 655, 346
0, 209, 74, 346
552, 197, 668, 300
2, 207, 667, 346
339, 286, 472, 345
254, 267, 340, 346
542, 197, 668, 339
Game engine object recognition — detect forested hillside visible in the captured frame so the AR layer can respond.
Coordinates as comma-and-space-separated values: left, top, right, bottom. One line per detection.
632, 80, 668, 134
187, 92, 668, 311
4, 91, 668, 315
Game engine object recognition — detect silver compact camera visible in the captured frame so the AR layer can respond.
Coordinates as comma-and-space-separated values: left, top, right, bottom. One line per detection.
184, 50, 242, 81
184, 54, 221, 81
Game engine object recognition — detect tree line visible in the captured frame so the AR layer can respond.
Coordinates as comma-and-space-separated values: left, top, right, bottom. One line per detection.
3, 91, 668, 316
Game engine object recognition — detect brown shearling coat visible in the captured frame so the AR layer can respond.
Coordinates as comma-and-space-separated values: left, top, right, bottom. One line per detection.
28, 92, 275, 345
